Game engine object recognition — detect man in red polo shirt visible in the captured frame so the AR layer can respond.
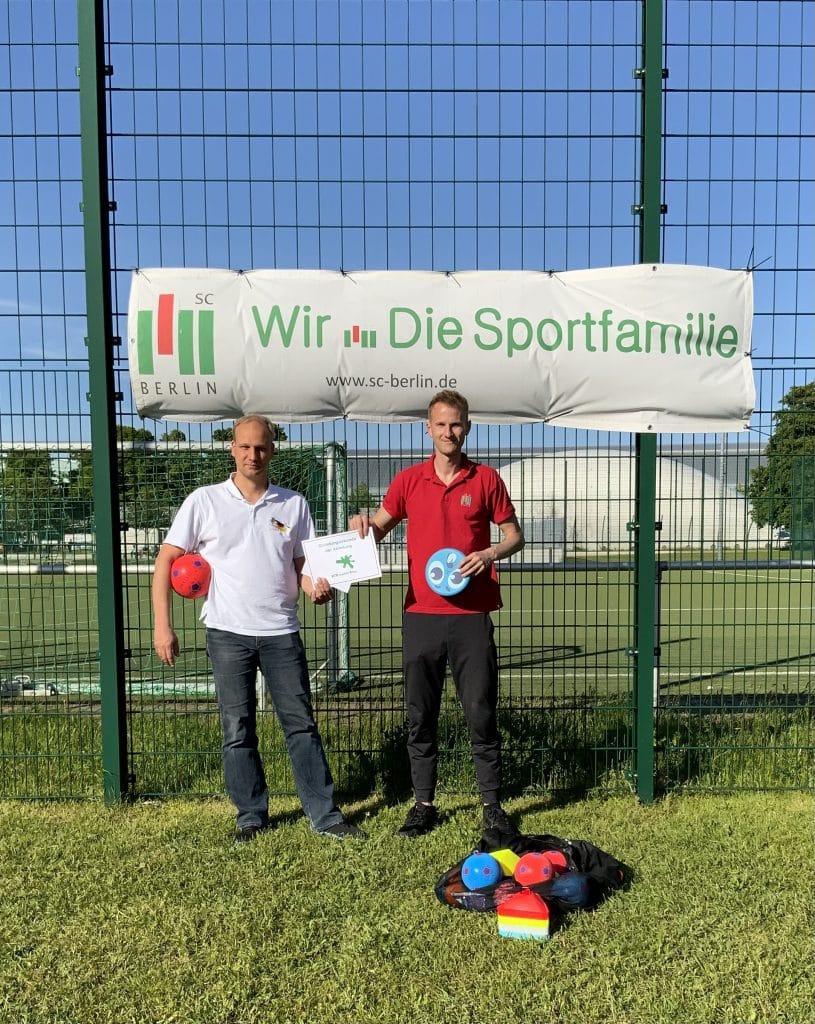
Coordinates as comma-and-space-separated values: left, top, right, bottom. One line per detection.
350, 390, 524, 840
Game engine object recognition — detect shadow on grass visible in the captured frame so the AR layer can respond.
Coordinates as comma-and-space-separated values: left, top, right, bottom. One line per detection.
660, 649, 815, 692
333, 703, 636, 804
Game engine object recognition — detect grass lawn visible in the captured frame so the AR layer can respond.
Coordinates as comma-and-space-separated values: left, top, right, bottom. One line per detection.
0, 792, 811, 1024
1, 567, 812, 800
2, 566, 812, 701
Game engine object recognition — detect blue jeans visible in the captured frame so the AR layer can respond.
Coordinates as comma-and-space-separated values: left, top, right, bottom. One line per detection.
206, 628, 342, 831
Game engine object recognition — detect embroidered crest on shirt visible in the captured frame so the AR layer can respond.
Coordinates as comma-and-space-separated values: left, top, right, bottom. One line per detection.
271, 518, 290, 534
461, 494, 472, 507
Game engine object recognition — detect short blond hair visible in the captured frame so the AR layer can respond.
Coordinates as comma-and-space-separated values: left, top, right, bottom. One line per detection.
232, 415, 277, 442
427, 389, 469, 422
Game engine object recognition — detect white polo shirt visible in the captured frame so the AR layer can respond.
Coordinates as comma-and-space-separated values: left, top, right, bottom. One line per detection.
164, 476, 315, 636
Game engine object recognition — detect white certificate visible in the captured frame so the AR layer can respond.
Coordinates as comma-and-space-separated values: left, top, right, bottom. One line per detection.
302, 530, 382, 593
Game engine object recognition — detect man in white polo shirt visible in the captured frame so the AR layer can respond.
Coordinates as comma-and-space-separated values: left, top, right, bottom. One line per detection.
152, 415, 364, 843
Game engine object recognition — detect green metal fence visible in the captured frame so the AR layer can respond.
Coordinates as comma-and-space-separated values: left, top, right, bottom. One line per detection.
0, 0, 812, 804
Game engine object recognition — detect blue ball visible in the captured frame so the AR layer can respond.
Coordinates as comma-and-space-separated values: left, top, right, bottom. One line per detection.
548, 872, 592, 908
461, 852, 501, 891
425, 548, 470, 597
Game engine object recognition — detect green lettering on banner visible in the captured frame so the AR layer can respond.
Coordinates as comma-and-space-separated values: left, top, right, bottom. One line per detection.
616, 320, 642, 353
598, 309, 613, 351
536, 318, 562, 351
473, 307, 502, 350
298, 305, 331, 348
507, 316, 533, 357
716, 325, 738, 357
567, 318, 582, 351
704, 314, 717, 356
252, 305, 301, 348
645, 320, 682, 355
243, 295, 739, 366
315, 312, 331, 347
437, 316, 463, 350
581, 312, 598, 352
390, 307, 421, 348
685, 313, 709, 356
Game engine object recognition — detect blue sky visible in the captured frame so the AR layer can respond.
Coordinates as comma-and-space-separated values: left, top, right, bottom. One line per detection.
0, 0, 812, 447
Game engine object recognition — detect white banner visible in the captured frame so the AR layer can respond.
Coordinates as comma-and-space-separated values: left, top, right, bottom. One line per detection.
128, 265, 755, 432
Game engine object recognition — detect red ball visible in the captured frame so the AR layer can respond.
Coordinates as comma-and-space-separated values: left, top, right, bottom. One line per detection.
170, 553, 211, 599
514, 852, 554, 886
544, 850, 569, 874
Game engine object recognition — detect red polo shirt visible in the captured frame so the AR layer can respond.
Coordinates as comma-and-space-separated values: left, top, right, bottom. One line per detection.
382, 454, 516, 614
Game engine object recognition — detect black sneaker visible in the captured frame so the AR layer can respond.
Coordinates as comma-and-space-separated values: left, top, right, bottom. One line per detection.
234, 824, 266, 844
316, 821, 367, 841
397, 802, 438, 838
482, 803, 519, 842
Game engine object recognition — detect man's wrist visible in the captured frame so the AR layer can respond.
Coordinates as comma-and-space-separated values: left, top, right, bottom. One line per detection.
490, 545, 499, 563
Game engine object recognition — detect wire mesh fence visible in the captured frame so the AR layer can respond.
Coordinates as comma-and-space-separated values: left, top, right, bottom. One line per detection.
0, 0, 812, 801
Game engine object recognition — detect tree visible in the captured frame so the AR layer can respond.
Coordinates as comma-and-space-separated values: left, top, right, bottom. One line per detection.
212, 423, 288, 442
160, 429, 187, 442
116, 425, 154, 442
348, 482, 375, 512
63, 450, 95, 529
747, 381, 815, 529
0, 451, 61, 546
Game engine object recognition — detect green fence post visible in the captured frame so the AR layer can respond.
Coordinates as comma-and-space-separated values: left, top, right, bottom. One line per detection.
324, 443, 356, 690
632, 0, 665, 803
77, 0, 129, 803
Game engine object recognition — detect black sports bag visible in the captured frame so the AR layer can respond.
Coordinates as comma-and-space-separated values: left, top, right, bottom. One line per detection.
435, 833, 628, 921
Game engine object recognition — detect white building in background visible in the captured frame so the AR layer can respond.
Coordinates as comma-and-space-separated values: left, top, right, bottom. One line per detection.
61, 527, 161, 560
348, 444, 774, 562
1, 442, 777, 567
501, 449, 772, 555
120, 527, 162, 559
